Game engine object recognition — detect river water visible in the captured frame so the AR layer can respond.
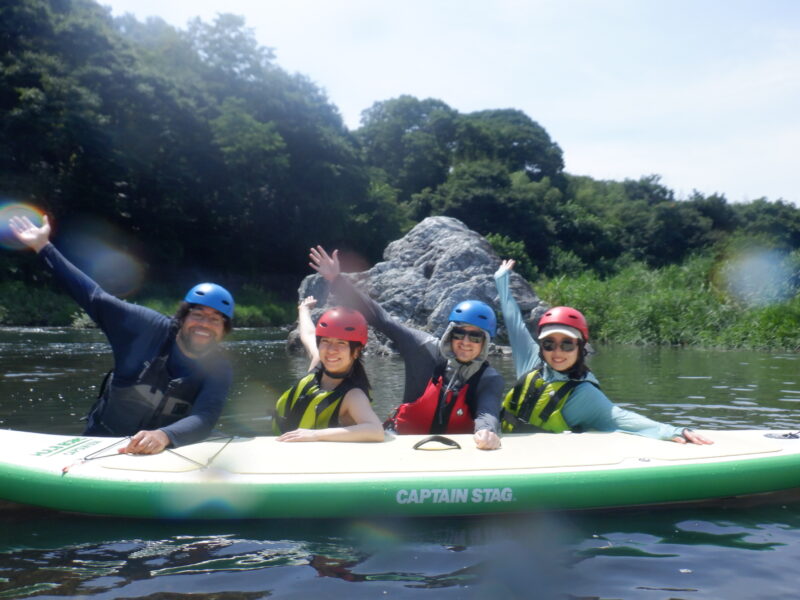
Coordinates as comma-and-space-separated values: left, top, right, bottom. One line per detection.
1, 326, 799, 599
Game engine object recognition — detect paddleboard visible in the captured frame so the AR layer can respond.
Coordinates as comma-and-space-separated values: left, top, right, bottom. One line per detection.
1, 428, 799, 519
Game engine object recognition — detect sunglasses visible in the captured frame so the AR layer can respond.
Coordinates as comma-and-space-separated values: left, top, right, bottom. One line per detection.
541, 338, 578, 352
451, 327, 484, 344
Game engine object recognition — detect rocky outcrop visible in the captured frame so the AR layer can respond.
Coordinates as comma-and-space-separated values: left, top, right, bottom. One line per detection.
290, 216, 546, 354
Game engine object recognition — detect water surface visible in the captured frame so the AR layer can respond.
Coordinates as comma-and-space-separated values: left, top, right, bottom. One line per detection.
1, 327, 799, 599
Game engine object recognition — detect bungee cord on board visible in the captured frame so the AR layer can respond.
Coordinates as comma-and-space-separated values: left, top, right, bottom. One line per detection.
60, 435, 237, 475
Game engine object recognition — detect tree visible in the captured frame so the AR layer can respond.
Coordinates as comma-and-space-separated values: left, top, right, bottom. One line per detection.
454, 109, 564, 181
356, 95, 458, 202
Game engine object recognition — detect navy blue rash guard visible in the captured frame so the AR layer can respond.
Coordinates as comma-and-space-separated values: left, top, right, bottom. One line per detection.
39, 243, 232, 447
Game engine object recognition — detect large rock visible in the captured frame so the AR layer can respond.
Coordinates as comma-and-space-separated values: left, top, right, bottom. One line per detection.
290, 216, 546, 354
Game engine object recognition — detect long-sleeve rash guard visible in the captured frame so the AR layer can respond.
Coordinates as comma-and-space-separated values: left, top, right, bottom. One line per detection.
330, 275, 503, 434
494, 268, 683, 440
40, 243, 232, 447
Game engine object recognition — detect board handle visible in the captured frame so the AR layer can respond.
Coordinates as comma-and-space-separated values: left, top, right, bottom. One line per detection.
412, 435, 461, 450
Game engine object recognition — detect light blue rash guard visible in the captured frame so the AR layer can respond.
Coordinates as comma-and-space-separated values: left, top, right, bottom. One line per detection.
494, 269, 684, 440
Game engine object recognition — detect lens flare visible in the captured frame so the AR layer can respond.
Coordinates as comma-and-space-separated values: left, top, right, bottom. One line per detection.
59, 216, 146, 297
0, 202, 46, 250
720, 249, 795, 307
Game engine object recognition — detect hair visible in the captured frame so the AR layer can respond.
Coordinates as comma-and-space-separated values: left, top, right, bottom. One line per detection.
348, 348, 371, 392
539, 339, 590, 380
174, 301, 233, 334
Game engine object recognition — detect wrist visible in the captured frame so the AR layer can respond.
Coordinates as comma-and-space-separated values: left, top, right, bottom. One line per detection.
32, 240, 50, 253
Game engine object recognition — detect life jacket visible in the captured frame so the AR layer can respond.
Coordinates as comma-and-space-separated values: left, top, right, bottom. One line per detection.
86, 323, 203, 436
272, 369, 359, 434
386, 362, 489, 435
501, 369, 594, 433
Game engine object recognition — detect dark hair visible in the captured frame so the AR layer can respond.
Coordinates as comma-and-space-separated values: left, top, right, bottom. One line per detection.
348, 350, 371, 393
539, 340, 590, 380
174, 301, 233, 334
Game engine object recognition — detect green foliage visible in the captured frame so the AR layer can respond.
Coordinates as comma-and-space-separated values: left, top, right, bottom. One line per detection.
3, 0, 800, 351
0, 279, 293, 327
357, 95, 458, 203
454, 109, 564, 179
0, 281, 76, 325
537, 254, 800, 350
486, 233, 538, 280
226, 284, 294, 327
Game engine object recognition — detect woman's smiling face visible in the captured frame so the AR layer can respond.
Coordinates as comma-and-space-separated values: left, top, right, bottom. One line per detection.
318, 337, 357, 374
540, 333, 579, 372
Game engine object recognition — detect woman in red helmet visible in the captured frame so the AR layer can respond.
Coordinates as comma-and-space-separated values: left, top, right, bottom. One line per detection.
494, 260, 713, 444
273, 297, 384, 442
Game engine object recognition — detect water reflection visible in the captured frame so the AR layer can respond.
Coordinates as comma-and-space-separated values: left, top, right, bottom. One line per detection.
3, 505, 800, 599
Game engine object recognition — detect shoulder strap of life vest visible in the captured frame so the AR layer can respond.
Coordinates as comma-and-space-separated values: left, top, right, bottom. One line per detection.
433, 361, 490, 433
538, 379, 582, 422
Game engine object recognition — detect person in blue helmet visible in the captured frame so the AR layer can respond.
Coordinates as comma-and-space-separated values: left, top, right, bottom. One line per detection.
309, 246, 504, 450
9, 214, 234, 454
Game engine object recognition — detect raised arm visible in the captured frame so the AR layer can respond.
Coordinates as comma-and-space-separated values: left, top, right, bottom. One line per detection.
11, 214, 159, 336
309, 245, 431, 349
297, 296, 321, 370
494, 259, 540, 378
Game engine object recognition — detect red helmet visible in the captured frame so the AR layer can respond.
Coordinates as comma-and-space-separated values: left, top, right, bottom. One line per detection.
315, 307, 368, 346
538, 306, 589, 342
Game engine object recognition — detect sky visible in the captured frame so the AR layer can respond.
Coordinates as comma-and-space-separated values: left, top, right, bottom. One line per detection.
100, 0, 799, 205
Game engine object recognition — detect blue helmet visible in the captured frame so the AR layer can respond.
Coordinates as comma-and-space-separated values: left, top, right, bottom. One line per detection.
184, 283, 234, 319
448, 300, 497, 338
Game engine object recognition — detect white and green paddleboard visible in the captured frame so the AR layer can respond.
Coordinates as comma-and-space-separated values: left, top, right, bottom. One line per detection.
1, 428, 799, 519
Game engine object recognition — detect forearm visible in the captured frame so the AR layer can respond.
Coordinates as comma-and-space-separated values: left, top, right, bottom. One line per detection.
494, 269, 539, 377
472, 370, 504, 435
563, 387, 683, 440
608, 406, 684, 440
297, 305, 318, 358
39, 243, 109, 321
331, 275, 403, 338
311, 423, 385, 442
162, 378, 230, 447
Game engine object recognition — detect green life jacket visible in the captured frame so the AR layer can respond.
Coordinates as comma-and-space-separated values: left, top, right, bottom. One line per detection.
501, 369, 590, 433
272, 370, 356, 434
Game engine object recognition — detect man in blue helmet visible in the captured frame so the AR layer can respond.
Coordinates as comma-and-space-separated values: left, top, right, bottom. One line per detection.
309, 246, 503, 450
9, 215, 234, 454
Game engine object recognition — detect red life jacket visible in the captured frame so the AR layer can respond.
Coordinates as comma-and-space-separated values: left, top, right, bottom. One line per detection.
387, 362, 489, 435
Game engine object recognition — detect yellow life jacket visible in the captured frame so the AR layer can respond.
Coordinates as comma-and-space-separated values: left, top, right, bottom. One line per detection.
272, 371, 355, 434
501, 369, 584, 433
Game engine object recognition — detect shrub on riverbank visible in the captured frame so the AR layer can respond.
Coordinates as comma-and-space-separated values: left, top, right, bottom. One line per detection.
537, 254, 800, 350
4, 254, 798, 350
0, 282, 294, 328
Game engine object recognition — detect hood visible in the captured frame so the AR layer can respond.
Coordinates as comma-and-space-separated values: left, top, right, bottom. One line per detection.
438, 321, 490, 386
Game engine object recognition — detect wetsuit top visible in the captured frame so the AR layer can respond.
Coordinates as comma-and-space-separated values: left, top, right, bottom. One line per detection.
330, 274, 503, 434
39, 243, 232, 447
494, 268, 684, 440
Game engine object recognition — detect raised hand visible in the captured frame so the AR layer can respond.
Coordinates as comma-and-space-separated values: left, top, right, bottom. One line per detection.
9, 214, 51, 253
309, 245, 340, 282
494, 258, 516, 278
298, 296, 317, 311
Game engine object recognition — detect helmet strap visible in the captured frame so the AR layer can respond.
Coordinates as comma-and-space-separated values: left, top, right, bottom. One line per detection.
322, 366, 351, 380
